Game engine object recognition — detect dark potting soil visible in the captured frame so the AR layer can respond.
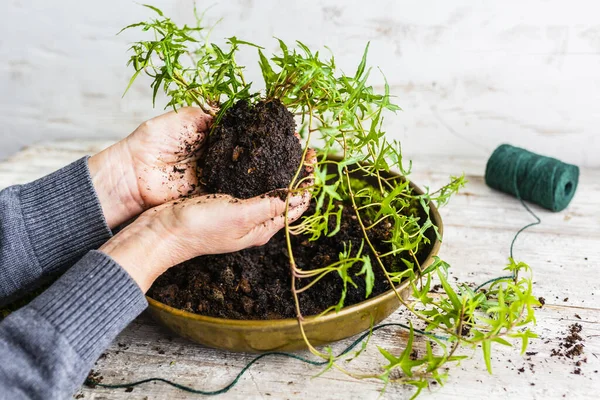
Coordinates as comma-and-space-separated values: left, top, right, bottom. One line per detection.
202, 99, 302, 199
149, 202, 432, 319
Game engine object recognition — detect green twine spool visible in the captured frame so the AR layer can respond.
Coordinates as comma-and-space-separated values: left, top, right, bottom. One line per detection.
485, 144, 579, 212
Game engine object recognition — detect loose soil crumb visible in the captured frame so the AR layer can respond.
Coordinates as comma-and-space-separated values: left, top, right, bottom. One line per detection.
202, 99, 302, 199
550, 323, 586, 375
551, 323, 585, 359
149, 201, 433, 319
85, 370, 103, 388
538, 296, 545, 306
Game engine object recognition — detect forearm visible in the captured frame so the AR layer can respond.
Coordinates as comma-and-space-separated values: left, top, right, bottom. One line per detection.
0, 158, 112, 301
0, 251, 147, 399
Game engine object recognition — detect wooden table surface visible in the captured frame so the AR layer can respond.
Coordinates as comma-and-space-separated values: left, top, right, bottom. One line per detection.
1, 140, 598, 400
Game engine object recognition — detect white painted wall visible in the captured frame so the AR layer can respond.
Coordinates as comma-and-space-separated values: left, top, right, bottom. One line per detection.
2, 0, 599, 167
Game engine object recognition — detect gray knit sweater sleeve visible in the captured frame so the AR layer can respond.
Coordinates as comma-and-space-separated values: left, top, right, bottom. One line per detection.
0, 158, 148, 399
0, 157, 110, 300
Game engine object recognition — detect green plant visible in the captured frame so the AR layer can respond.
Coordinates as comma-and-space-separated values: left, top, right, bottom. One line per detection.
121, 5, 539, 397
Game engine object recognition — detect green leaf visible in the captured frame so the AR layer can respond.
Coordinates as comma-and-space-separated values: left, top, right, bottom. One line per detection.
437, 269, 462, 311
355, 42, 370, 80
482, 340, 492, 374
151, 73, 164, 107
375, 184, 407, 219
421, 256, 446, 276
345, 315, 374, 362
122, 69, 141, 97
313, 347, 335, 378
258, 49, 275, 90
228, 36, 263, 49
276, 38, 289, 58
378, 346, 400, 365
357, 255, 374, 298
142, 4, 164, 16
117, 22, 147, 35
492, 337, 512, 347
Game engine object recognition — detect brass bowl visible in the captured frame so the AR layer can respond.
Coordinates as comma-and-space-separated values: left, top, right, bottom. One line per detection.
146, 167, 443, 352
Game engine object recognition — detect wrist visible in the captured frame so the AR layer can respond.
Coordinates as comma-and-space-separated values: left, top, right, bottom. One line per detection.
99, 214, 169, 292
88, 142, 145, 229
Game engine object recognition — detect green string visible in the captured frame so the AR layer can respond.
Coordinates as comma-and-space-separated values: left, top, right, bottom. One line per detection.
472, 194, 540, 292
90, 144, 576, 394
475, 149, 543, 291
86, 323, 447, 394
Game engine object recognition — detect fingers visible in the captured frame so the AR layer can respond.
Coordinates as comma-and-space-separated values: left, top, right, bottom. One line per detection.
293, 131, 316, 179
301, 148, 317, 188
239, 194, 287, 225
139, 107, 212, 141
237, 186, 311, 248
239, 200, 308, 248
276, 201, 308, 225
237, 144, 315, 234
185, 145, 206, 163
168, 106, 213, 135
238, 187, 311, 225
132, 107, 213, 164
140, 187, 311, 260
304, 148, 317, 173
163, 108, 212, 162
288, 189, 310, 209
143, 163, 202, 203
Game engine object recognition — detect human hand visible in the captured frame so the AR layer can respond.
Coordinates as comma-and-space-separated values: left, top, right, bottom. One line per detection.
89, 107, 212, 228
99, 189, 311, 293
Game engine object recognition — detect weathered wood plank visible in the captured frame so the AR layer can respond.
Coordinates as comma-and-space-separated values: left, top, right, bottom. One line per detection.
0, 140, 598, 399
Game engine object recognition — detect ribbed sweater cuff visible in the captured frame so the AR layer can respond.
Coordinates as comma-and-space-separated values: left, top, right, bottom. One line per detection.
30, 251, 148, 363
20, 157, 112, 275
